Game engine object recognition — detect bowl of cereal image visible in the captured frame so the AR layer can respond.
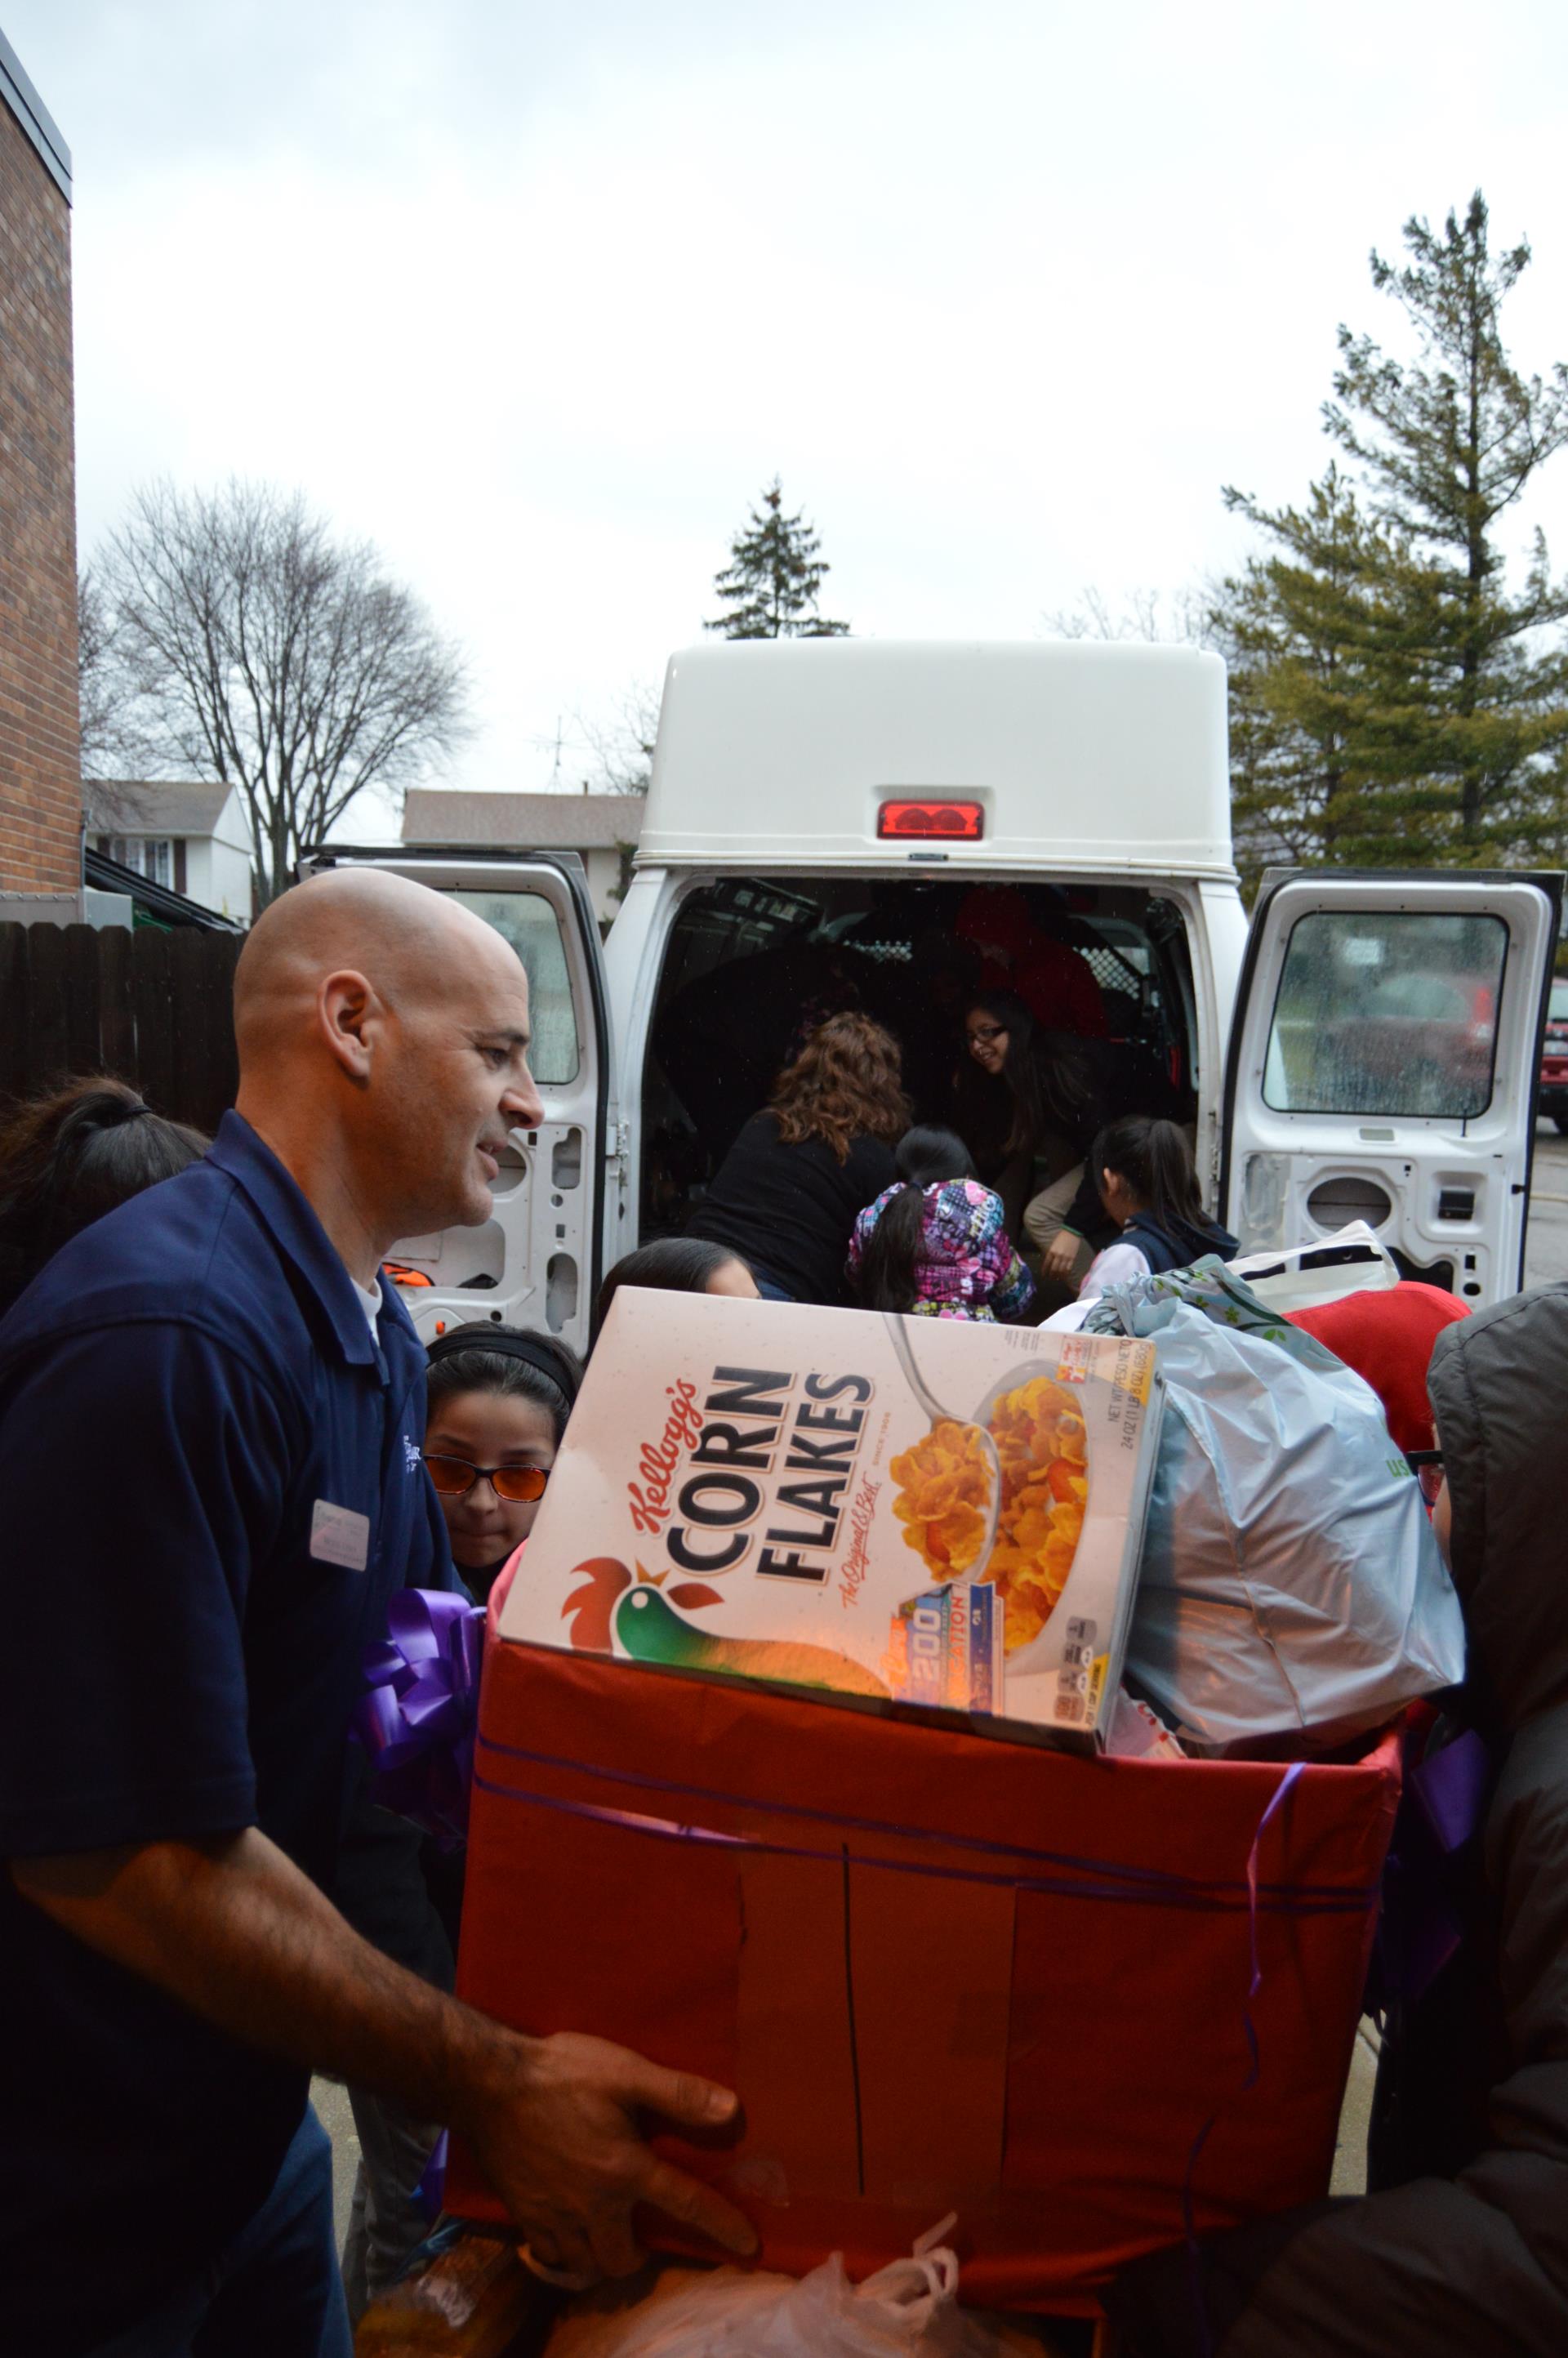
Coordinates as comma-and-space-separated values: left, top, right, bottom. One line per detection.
889, 1366, 1089, 1657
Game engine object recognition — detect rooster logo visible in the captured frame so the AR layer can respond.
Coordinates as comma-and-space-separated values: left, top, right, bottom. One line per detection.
562, 1557, 889, 1699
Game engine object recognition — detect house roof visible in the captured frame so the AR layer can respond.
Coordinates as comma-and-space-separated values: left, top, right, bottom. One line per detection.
86, 781, 234, 836
401, 790, 644, 852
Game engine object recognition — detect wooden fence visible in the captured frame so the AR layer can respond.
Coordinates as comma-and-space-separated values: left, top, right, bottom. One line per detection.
0, 922, 240, 1137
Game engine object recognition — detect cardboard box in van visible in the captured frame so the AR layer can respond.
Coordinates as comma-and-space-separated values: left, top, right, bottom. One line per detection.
497, 1289, 1163, 1747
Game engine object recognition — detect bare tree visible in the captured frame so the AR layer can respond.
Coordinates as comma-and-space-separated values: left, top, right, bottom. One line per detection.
577, 679, 661, 796
77, 566, 156, 822
1040, 585, 1214, 645
93, 479, 472, 903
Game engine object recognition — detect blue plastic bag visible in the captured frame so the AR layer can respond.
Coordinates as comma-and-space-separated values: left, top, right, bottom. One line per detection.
1086, 1272, 1465, 1753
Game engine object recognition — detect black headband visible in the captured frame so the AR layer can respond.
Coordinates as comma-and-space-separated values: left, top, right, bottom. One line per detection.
425, 1328, 581, 1405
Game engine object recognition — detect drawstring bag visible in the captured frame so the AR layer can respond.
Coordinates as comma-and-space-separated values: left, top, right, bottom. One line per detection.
1085, 1264, 1465, 1753
565, 2224, 1036, 2356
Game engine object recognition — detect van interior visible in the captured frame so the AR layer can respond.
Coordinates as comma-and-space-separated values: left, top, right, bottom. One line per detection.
640, 876, 1199, 1240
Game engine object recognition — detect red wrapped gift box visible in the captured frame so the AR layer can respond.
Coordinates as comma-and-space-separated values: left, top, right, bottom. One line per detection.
449, 1640, 1400, 2314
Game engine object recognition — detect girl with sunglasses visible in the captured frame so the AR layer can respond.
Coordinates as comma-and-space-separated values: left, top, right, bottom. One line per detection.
423, 1324, 584, 1600
337, 1324, 581, 2316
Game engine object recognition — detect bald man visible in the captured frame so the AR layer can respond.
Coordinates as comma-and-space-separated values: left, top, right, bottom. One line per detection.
0, 873, 751, 2358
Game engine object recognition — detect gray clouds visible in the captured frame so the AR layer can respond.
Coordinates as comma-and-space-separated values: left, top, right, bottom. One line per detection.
10, 0, 1568, 809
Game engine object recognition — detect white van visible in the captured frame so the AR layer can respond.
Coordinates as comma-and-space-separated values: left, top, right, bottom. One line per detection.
312, 640, 1562, 1357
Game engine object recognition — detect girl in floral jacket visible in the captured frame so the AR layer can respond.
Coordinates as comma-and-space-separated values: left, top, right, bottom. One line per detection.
849, 1126, 1035, 1322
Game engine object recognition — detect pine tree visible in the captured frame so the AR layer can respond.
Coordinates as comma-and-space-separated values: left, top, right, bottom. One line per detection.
1221, 194, 1568, 867
706, 479, 849, 639
1217, 464, 1423, 878
1321, 193, 1568, 859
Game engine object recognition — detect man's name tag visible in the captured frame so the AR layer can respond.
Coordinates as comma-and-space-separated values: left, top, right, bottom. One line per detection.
310, 1499, 371, 1571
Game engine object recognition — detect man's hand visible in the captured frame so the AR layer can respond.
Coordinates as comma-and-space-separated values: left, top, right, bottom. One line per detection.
11, 1834, 754, 2281
1042, 1228, 1081, 1282
456, 2030, 755, 2281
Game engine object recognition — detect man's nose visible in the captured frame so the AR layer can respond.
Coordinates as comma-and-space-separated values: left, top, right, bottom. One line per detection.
503, 1065, 546, 1128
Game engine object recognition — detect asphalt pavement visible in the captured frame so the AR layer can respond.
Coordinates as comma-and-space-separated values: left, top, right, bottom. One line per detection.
1527, 1123, 1568, 1287
316, 1131, 1568, 2249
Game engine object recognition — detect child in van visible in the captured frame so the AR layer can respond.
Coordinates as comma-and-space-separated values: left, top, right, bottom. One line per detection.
849, 1126, 1035, 1322
1078, 1115, 1237, 1298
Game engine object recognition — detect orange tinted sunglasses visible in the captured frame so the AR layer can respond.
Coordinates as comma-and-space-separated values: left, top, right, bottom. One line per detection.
424, 1454, 551, 1504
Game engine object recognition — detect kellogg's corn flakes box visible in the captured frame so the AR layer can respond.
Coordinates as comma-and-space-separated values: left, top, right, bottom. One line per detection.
497, 1290, 1163, 1748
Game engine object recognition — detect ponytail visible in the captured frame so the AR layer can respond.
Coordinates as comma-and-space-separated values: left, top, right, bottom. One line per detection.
853, 1183, 929, 1314
853, 1126, 975, 1314
1092, 1116, 1207, 1236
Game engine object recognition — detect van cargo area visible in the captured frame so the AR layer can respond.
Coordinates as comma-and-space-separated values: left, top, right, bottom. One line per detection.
640, 873, 1198, 1240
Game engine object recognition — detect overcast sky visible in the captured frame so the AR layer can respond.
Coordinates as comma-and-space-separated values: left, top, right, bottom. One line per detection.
9, 0, 1568, 831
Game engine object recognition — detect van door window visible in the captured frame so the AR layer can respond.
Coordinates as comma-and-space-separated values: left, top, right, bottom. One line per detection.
445, 889, 580, 1084
1263, 909, 1508, 1120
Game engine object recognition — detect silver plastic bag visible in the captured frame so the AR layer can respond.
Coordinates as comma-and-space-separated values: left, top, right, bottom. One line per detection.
560, 2230, 1032, 2357
1085, 1273, 1465, 1753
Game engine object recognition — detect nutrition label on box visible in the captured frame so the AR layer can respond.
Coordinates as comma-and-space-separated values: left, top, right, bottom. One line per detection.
1054, 1616, 1099, 1723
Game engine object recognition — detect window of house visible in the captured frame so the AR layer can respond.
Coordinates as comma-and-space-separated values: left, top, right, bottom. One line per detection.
105, 836, 175, 886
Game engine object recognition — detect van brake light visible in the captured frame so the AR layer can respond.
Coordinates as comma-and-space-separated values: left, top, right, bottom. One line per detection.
877, 798, 984, 841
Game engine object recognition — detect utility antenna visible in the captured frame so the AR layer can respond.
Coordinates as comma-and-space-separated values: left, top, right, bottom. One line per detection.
547, 716, 565, 791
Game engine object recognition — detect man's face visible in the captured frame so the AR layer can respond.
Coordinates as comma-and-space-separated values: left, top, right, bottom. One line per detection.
372, 934, 545, 1236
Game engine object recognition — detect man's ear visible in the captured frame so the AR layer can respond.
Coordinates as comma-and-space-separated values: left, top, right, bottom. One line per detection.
318, 969, 381, 1084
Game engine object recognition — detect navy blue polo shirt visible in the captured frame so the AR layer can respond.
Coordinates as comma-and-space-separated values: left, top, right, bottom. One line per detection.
0, 1112, 452, 2351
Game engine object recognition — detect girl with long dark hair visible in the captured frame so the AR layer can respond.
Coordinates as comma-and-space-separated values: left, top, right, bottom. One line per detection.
849, 1126, 1034, 1322
0, 1076, 207, 1318
421, 1323, 584, 1598
340, 1321, 585, 2319
1079, 1115, 1237, 1296
594, 1236, 759, 1337
963, 987, 1180, 1290
687, 1012, 911, 1304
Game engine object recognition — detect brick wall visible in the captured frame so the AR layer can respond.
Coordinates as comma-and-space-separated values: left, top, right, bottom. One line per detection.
0, 75, 79, 894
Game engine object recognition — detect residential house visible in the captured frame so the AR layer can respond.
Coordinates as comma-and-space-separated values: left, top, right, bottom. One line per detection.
86, 782, 254, 923
400, 790, 644, 925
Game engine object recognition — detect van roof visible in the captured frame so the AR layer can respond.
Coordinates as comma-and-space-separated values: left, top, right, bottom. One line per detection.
639, 639, 1234, 878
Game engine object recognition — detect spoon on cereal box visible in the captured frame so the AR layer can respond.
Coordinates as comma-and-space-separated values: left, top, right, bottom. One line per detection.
882, 1313, 1004, 1584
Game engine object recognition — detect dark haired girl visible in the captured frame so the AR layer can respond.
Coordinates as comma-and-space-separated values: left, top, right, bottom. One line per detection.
1080, 1115, 1237, 1296
594, 1235, 758, 1337
849, 1126, 1034, 1322
339, 1322, 583, 2316
0, 1076, 207, 1317
963, 988, 1181, 1288
422, 1324, 583, 1598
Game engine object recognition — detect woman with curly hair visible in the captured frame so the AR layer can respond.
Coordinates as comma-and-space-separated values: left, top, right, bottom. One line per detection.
686, 1012, 911, 1304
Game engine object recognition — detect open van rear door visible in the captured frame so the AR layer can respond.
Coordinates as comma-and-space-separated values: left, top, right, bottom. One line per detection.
1220, 869, 1563, 1308
300, 849, 611, 1357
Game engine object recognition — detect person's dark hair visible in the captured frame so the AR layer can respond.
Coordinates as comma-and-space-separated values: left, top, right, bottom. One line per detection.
0, 1076, 208, 1313
595, 1237, 751, 1338
770, 1011, 911, 1164
967, 987, 1096, 1157
853, 1126, 975, 1314
1092, 1115, 1207, 1237
425, 1322, 582, 1447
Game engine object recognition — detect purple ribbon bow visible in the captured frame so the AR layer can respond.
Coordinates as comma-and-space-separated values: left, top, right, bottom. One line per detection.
354, 1589, 486, 1852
